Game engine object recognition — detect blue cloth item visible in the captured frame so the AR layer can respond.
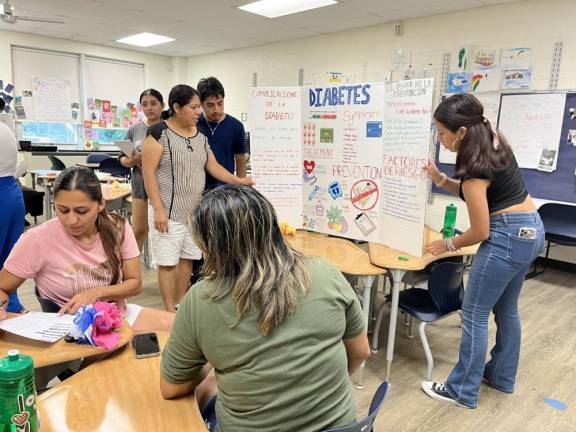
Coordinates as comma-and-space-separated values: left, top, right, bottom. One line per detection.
197, 113, 246, 189
0, 176, 25, 312
201, 394, 218, 432
446, 212, 545, 408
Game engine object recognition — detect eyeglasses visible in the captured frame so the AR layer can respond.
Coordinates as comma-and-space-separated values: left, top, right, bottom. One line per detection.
185, 138, 193, 152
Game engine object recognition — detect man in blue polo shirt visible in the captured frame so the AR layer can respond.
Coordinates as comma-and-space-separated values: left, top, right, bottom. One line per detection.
197, 77, 247, 190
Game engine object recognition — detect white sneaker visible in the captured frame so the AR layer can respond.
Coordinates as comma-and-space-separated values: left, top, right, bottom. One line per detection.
421, 381, 472, 409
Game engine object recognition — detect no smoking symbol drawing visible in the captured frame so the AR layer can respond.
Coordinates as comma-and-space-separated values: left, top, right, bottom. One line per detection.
350, 179, 379, 211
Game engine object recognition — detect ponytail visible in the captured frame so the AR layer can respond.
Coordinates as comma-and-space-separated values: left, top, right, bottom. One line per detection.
161, 109, 171, 120
96, 210, 125, 284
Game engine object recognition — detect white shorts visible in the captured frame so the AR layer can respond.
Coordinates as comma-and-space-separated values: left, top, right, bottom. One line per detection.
148, 207, 202, 266
125, 303, 143, 327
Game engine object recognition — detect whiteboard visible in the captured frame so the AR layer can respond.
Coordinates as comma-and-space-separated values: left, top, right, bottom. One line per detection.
439, 93, 501, 164
498, 93, 566, 170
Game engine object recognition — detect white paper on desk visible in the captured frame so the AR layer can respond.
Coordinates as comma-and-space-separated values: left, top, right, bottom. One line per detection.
115, 140, 135, 156
0, 312, 74, 343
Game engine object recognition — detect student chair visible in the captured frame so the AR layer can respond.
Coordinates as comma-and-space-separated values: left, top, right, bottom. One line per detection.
396, 261, 466, 380
527, 203, 576, 278
48, 155, 66, 171
98, 157, 131, 178
34, 286, 61, 313
86, 153, 112, 164
322, 381, 389, 432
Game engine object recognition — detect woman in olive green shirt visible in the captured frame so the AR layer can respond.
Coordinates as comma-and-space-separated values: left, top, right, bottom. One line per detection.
160, 185, 371, 432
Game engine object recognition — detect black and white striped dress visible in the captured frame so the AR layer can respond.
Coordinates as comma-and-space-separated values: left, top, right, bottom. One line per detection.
147, 121, 212, 223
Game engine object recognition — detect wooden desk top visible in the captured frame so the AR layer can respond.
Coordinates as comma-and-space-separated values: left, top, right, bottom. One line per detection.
369, 226, 479, 271
101, 183, 131, 202
286, 230, 386, 276
0, 313, 133, 368
38, 335, 208, 432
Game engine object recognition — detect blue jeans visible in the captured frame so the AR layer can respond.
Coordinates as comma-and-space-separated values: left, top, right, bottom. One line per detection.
446, 212, 545, 408
0, 176, 25, 312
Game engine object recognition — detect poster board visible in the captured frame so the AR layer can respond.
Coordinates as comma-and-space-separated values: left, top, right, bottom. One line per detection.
498, 93, 565, 170
32, 77, 73, 122
250, 79, 434, 257
249, 87, 303, 227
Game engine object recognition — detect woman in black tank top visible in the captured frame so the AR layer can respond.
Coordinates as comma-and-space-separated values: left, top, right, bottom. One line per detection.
420, 94, 545, 408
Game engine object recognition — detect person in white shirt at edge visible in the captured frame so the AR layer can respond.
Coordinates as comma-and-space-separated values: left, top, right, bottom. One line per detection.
142, 84, 254, 312
0, 97, 26, 314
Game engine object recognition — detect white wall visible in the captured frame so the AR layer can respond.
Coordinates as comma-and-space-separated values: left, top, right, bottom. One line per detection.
186, 0, 576, 264
0, 29, 185, 101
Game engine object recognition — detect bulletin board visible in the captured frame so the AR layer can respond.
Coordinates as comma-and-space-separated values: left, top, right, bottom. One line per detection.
434, 92, 576, 204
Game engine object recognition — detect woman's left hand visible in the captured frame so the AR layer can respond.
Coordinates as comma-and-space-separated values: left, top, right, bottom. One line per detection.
426, 239, 448, 256
238, 176, 255, 186
58, 289, 102, 315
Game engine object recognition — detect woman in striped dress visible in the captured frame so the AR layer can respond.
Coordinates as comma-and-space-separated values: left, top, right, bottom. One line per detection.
142, 84, 253, 312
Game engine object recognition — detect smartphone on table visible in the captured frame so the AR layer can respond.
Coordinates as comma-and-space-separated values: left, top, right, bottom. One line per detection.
132, 332, 161, 359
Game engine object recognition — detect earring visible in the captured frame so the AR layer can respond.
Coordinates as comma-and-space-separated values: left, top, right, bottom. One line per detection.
450, 138, 459, 152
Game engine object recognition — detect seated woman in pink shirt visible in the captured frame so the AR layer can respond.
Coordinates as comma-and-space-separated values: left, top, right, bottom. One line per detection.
0, 166, 173, 332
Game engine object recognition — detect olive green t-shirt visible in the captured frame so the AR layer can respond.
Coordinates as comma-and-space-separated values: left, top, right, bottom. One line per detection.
161, 258, 365, 432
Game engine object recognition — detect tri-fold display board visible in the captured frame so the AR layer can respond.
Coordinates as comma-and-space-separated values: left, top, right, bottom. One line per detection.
249, 79, 434, 257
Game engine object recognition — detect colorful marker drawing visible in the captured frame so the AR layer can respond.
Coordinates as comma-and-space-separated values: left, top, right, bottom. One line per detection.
328, 180, 343, 200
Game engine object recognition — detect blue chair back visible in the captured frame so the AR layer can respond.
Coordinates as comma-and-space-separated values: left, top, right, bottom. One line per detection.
323, 381, 389, 432
48, 155, 66, 171
87, 153, 112, 164
98, 157, 131, 178
538, 203, 576, 240
427, 261, 465, 315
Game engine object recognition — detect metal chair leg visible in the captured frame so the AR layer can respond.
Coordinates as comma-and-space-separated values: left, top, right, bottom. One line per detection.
406, 316, 415, 339
419, 322, 434, 381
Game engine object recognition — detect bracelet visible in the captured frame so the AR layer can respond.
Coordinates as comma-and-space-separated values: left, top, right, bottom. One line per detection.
435, 173, 448, 187
445, 237, 458, 252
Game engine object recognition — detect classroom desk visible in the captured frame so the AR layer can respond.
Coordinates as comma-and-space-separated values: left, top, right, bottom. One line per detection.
30, 170, 130, 219
75, 162, 100, 169
37, 334, 208, 432
286, 230, 386, 388
368, 226, 478, 382
0, 313, 133, 368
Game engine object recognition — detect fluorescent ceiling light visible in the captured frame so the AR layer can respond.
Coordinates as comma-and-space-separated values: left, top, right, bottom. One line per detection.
239, 0, 338, 18
116, 32, 175, 47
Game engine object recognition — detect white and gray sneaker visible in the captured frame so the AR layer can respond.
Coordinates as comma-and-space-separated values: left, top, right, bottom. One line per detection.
421, 381, 472, 409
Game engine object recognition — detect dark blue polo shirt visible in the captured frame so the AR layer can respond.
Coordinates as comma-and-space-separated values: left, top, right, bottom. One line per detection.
197, 113, 246, 189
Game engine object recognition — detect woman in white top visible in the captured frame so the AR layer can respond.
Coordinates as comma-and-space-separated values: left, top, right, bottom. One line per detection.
0, 98, 26, 313
119, 89, 164, 251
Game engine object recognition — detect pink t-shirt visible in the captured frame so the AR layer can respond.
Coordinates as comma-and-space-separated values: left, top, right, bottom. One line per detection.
4, 218, 140, 307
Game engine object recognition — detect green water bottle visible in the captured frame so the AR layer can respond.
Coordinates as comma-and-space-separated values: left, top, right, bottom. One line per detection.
0, 350, 38, 432
442, 204, 457, 239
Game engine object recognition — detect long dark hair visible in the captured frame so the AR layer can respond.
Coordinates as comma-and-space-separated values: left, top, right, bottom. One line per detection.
161, 84, 198, 120
190, 185, 309, 335
53, 167, 125, 283
434, 94, 513, 180
139, 88, 164, 104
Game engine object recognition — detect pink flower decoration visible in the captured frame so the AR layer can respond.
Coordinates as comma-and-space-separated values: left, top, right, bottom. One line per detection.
91, 302, 124, 350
